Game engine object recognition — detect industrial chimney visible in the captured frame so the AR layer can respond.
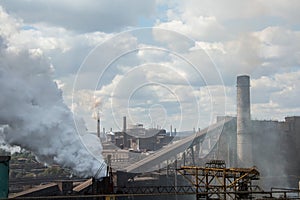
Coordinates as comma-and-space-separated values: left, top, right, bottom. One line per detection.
237, 75, 253, 167
97, 112, 100, 138
123, 116, 126, 133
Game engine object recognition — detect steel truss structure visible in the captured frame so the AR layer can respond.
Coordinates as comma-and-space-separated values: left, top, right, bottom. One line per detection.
177, 160, 261, 200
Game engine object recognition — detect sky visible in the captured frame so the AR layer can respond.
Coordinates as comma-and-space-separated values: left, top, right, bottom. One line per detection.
0, 0, 299, 132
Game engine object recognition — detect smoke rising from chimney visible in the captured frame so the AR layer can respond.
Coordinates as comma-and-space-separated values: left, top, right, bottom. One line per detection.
0, 31, 106, 177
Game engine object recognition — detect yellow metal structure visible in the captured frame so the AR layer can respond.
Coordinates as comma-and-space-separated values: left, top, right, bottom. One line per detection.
177, 160, 261, 200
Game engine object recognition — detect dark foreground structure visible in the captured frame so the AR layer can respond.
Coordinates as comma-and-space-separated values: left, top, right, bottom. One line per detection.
0, 156, 10, 199
5, 160, 300, 200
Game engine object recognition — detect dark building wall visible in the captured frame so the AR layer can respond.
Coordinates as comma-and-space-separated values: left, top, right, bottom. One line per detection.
250, 117, 300, 188
212, 117, 300, 189
282, 117, 300, 186
251, 120, 286, 188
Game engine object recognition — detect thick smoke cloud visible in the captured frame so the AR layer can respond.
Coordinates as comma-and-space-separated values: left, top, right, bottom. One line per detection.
0, 29, 106, 178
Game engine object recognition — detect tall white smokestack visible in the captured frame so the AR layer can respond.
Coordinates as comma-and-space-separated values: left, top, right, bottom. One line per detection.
237, 75, 253, 167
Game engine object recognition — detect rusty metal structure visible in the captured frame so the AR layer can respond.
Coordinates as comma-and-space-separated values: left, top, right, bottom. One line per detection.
177, 160, 261, 200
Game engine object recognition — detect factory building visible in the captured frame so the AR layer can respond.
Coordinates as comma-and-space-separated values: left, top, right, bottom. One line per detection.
209, 75, 300, 188
106, 117, 174, 152
235, 75, 300, 187
216, 115, 300, 188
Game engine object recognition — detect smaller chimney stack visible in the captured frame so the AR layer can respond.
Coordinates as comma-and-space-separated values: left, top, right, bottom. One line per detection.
123, 116, 126, 133
97, 112, 100, 138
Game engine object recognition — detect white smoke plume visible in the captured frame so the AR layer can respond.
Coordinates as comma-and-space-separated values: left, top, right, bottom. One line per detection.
0, 8, 106, 178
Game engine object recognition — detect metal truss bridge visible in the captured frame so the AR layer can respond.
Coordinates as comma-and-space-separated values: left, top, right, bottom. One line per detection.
123, 117, 237, 173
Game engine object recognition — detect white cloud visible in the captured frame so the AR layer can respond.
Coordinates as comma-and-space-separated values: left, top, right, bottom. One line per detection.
156, 15, 224, 41
258, 0, 300, 25
176, 0, 265, 20
193, 41, 226, 54
0, 7, 20, 38
251, 71, 300, 120
254, 27, 300, 67
0, 7, 115, 78
251, 76, 281, 103
67, 24, 300, 130
155, 0, 300, 51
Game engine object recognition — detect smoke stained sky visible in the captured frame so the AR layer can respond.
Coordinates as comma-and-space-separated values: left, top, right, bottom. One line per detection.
0, 1, 299, 132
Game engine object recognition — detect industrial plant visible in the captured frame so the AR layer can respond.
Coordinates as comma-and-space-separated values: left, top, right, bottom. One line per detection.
1, 75, 300, 199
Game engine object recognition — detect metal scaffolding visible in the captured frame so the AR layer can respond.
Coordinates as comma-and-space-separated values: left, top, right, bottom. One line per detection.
177, 160, 262, 200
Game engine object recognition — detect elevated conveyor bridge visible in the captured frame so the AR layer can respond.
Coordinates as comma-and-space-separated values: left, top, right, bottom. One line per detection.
123, 118, 235, 173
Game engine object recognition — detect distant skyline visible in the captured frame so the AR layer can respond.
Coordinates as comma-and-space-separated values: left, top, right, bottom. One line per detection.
0, 1, 299, 132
